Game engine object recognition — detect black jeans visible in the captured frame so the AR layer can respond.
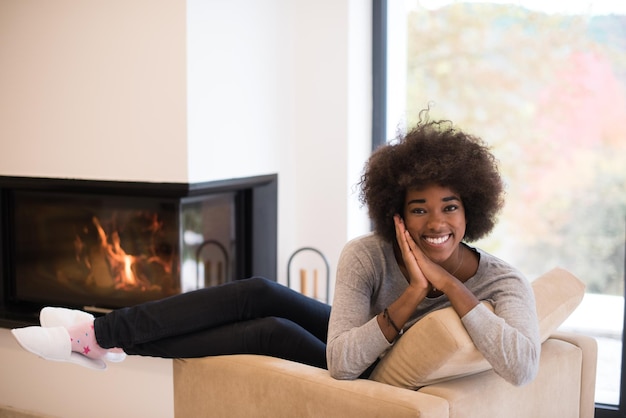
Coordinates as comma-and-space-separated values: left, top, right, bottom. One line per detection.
93, 277, 331, 369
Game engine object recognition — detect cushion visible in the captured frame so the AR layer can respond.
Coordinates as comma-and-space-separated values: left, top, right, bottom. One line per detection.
533, 268, 586, 342
368, 267, 585, 389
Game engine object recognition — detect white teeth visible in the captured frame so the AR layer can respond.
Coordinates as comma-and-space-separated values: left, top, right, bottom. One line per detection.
425, 235, 450, 245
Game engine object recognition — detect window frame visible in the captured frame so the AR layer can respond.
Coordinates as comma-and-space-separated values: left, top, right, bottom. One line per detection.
371, 1, 626, 415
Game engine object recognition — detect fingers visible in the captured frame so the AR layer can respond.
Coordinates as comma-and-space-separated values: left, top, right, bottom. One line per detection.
393, 214, 405, 241
394, 215, 416, 264
395, 215, 424, 266
394, 215, 410, 254
404, 230, 423, 259
395, 216, 420, 257
394, 216, 429, 289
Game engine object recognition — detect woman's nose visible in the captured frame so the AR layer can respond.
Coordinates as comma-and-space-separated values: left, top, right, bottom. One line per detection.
426, 212, 445, 229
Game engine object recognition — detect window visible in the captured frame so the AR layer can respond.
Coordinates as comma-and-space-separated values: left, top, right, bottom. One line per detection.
374, 1, 626, 415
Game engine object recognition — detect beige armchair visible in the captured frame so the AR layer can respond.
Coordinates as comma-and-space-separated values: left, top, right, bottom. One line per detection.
173, 268, 597, 418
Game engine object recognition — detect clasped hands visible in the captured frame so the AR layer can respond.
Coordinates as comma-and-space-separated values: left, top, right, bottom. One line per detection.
393, 214, 455, 296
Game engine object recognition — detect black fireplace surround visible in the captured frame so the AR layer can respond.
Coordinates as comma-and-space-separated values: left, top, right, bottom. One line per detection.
0, 174, 277, 328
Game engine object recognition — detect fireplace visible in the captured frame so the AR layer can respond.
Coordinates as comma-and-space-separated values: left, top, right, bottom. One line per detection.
0, 175, 277, 327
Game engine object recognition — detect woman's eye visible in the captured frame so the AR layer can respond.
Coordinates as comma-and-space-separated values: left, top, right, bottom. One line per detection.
410, 208, 426, 214
444, 205, 458, 212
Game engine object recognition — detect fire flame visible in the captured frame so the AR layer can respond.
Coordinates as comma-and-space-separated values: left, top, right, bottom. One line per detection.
123, 255, 136, 286
62, 211, 176, 296
102, 223, 137, 289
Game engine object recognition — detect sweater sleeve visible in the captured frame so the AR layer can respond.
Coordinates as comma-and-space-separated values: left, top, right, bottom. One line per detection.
326, 239, 393, 380
461, 276, 541, 386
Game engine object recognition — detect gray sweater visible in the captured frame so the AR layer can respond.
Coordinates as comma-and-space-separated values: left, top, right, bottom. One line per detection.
327, 233, 541, 386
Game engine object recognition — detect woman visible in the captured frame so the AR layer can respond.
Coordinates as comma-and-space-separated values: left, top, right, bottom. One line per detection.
326, 117, 540, 385
12, 117, 540, 386
327, 117, 540, 385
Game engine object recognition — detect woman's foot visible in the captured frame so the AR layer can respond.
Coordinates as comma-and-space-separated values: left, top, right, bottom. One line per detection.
67, 321, 109, 360
39, 307, 126, 363
11, 326, 107, 370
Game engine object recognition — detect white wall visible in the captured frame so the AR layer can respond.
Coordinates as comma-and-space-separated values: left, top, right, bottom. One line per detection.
0, 0, 189, 182
0, 1, 371, 417
0, 328, 173, 418
187, 0, 288, 182
186, 0, 371, 285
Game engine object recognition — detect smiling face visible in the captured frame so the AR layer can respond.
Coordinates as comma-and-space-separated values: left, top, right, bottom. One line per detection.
402, 184, 466, 268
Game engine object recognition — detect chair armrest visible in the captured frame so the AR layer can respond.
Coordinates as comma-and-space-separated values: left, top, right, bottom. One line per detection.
174, 354, 449, 418
418, 337, 588, 418
550, 331, 598, 418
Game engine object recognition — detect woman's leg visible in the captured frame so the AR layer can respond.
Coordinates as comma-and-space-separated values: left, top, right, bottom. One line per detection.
121, 316, 328, 368
94, 277, 330, 353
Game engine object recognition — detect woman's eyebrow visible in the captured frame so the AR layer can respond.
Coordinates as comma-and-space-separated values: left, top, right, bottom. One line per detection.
407, 195, 459, 205
406, 198, 426, 205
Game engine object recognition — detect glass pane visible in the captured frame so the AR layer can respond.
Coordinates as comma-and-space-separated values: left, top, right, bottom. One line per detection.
12, 191, 180, 309
388, 0, 626, 405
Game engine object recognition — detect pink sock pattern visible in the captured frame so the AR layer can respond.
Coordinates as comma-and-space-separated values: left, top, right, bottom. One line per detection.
68, 321, 109, 360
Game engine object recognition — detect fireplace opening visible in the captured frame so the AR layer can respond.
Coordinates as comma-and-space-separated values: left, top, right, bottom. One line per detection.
0, 175, 277, 327
13, 190, 183, 309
